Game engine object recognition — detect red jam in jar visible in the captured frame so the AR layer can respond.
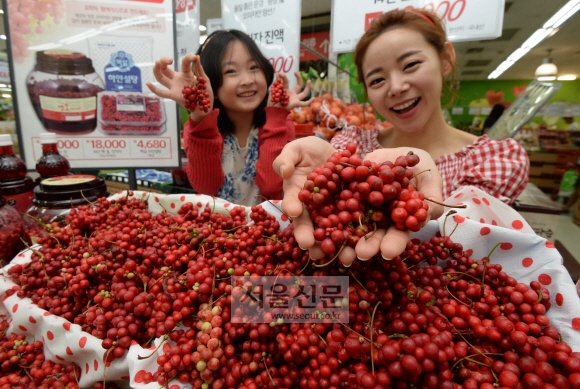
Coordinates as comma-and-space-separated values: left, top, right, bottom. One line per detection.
27, 50, 105, 135
23, 174, 109, 243
0, 134, 35, 213
0, 194, 25, 265
36, 132, 71, 182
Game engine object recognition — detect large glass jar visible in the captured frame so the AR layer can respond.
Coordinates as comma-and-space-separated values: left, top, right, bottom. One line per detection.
27, 50, 105, 135
0, 195, 25, 266
23, 174, 109, 243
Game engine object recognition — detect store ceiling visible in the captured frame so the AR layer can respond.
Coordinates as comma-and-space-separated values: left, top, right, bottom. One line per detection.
1, 0, 579, 81
200, 0, 580, 81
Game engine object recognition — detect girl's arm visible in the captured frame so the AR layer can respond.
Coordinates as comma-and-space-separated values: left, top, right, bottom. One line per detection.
256, 72, 313, 199
183, 110, 224, 196
255, 107, 295, 200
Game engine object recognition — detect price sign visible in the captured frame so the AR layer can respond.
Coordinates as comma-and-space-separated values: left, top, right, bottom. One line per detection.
30, 136, 174, 163
221, 0, 301, 87
331, 0, 505, 53
6, 0, 180, 170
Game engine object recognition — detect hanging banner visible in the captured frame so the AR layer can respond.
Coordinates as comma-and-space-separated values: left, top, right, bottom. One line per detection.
300, 30, 330, 62
331, 0, 505, 54
5, 0, 180, 169
176, 0, 201, 67
221, 0, 301, 87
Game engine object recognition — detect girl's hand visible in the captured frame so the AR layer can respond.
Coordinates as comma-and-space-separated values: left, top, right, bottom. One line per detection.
268, 72, 312, 110
274, 143, 444, 267
146, 54, 214, 122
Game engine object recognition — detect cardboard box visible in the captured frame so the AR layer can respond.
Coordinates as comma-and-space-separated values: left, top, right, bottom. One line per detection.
528, 152, 559, 164
514, 183, 563, 239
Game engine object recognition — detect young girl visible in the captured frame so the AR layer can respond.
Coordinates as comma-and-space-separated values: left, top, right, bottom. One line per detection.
147, 30, 311, 206
331, 8, 529, 205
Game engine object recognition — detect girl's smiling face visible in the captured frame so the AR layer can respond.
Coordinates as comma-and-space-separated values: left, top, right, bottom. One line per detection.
362, 27, 453, 134
217, 40, 268, 117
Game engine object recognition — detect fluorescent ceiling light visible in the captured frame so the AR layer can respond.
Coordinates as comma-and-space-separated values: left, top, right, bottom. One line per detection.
0, 10, 4, 14
557, 75, 577, 80
543, 0, 580, 28
199, 25, 207, 31
553, 2, 580, 28
1, 94, 11, 98
488, 0, 580, 79
537, 76, 557, 81
0, 35, 6, 40
521, 28, 553, 49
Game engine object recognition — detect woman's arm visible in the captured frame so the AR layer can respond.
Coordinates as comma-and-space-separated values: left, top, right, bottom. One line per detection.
183, 109, 225, 196
446, 138, 530, 204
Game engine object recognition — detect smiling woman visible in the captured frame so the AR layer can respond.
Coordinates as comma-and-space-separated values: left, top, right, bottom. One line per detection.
147, 29, 313, 205
330, 8, 530, 205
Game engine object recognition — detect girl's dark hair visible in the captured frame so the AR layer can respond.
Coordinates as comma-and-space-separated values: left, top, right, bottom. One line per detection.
196, 30, 274, 135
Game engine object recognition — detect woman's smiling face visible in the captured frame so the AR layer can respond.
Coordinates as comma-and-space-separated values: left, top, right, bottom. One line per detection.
362, 27, 452, 135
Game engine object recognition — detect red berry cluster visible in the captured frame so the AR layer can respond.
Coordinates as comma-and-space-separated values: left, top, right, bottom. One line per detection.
270, 79, 289, 106
0, 318, 82, 389
298, 142, 429, 257
182, 76, 210, 112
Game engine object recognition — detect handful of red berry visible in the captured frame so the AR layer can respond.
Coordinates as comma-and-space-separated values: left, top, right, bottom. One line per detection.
298, 142, 430, 257
270, 78, 289, 106
182, 76, 210, 113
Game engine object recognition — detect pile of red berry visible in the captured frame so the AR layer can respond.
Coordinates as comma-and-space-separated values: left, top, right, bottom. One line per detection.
270, 79, 289, 106
3, 189, 580, 389
298, 142, 429, 257
0, 316, 121, 389
182, 76, 210, 113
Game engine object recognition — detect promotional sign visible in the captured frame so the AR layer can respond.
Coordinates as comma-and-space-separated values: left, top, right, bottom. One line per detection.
4, 0, 180, 169
221, 0, 301, 87
487, 81, 562, 141
206, 18, 223, 35
176, 0, 201, 66
331, 0, 505, 53
300, 30, 330, 62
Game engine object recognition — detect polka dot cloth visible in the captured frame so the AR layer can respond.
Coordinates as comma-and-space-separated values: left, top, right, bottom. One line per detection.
430, 186, 580, 351
1, 189, 579, 389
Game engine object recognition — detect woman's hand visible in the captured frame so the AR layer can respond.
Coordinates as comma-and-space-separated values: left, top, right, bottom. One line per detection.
272, 137, 336, 247
268, 72, 312, 110
146, 54, 214, 122
354, 148, 444, 262
274, 142, 444, 267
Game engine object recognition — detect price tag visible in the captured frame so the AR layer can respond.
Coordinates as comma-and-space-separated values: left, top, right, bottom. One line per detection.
84, 139, 128, 159
131, 138, 173, 159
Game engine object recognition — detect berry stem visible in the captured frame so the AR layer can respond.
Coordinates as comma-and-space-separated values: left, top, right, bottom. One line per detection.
425, 198, 467, 209
370, 301, 381, 376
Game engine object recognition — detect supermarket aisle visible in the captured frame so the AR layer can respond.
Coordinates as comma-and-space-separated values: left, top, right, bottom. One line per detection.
552, 212, 580, 282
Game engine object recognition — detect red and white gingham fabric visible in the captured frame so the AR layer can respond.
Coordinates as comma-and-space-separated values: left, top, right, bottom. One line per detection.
331, 126, 530, 204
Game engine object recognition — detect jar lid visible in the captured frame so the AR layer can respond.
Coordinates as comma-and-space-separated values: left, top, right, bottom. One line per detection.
0, 134, 13, 146
39, 133, 58, 145
33, 174, 109, 207
35, 50, 96, 75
